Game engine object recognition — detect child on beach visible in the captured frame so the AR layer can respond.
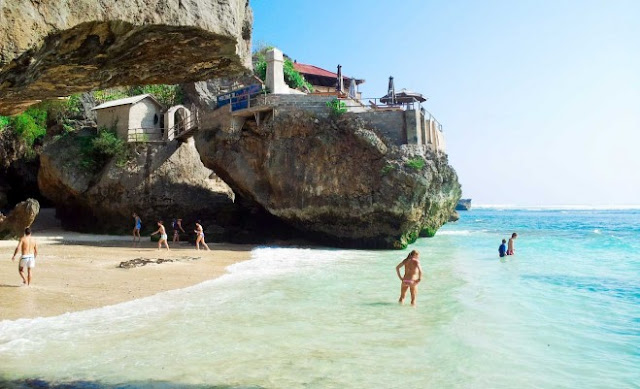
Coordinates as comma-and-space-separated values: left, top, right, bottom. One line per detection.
151, 221, 170, 251
194, 221, 210, 251
132, 213, 142, 247
507, 233, 517, 255
395, 250, 423, 306
499, 239, 507, 258
11, 227, 38, 286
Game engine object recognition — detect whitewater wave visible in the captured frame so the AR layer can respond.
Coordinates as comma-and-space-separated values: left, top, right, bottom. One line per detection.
437, 230, 473, 236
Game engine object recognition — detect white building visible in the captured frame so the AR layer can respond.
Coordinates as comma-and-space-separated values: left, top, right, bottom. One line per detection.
92, 94, 164, 142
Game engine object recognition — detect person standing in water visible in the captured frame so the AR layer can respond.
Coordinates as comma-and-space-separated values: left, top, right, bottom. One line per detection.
151, 221, 170, 251
132, 213, 142, 246
499, 239, 507, 258
172, 218, 185, 243
395, 250, 423, 306
11, 227, 38, 286
194, 221, 210, 251
507, 232, 518, 255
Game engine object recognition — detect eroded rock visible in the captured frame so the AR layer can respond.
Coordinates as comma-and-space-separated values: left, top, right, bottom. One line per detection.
0, 0, 253, 114
195, 109, 461, 249
38, 134, 235, 233
0, 198, 40, 238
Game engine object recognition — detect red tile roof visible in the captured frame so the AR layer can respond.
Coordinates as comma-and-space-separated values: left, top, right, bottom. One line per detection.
293, 62, 364, 84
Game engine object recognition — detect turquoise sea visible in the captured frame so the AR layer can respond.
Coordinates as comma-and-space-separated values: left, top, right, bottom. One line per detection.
0, 208, 639, 388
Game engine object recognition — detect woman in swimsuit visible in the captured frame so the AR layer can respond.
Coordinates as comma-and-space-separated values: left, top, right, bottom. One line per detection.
194, 222, 210, 251
395, 250, 423, 306
132, 213, 142, 246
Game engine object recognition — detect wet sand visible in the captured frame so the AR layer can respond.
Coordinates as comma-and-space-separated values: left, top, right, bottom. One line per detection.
0, 233, 253, 321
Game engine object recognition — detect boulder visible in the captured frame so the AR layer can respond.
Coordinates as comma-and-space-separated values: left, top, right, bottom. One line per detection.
448, 211, 460, 222
38, 134, 235, 234
0, 0, 253, 114
0, 198, 40, 239
195, 109, 462, 249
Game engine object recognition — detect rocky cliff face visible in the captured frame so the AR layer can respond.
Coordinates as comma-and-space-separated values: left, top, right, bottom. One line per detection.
195, 109, 461, 249
38, 134, 235, 233
0, 0, 253, 114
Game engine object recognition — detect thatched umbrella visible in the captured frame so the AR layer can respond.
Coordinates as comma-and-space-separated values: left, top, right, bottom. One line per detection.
381, 88, 426, 104
336, 64, 344, 93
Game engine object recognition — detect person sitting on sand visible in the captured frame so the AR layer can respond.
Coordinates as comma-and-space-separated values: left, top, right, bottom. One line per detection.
194, 221, 210, 251
172, 218, 185, 243
507, 232, 517, 255
395, 250, 423, 306
11, 227, 38, 286
499, 239, 507, 258
132, 213, 142, 246
151, 221, 170, 251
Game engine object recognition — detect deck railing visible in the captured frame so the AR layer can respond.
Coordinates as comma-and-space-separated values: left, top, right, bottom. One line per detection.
127, 128, 165, 143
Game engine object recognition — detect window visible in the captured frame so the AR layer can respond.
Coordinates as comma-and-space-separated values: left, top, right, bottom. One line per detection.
153, 114, 159, 125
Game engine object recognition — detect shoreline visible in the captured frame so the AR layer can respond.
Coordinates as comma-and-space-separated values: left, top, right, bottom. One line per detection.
0, 231, 254, 321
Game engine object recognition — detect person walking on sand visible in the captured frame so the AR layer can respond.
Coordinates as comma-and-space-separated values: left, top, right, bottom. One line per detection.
172, 218, 185, 243
194, 221, 210, 251
507, 232, 518, 255
11, 227, 38, 286
151, 221, 170, 251
132, 213, 142, 246
396, 250, 423, 306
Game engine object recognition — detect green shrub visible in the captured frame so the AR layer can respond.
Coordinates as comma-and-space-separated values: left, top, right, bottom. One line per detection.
91, 128, 128, 166
326, 98, 347, 116
253, 50, 313, 92
405, 158, 426, 170
0, 116, 9, 131
11, 108, 47, 147
93, 89, 129, 103
381, 164, 395, 175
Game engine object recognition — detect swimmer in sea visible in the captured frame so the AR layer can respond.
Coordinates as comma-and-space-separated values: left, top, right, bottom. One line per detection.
151, 221, 170, 251
507, 232, 517, 255
11, 227, 38, 286
396, 249, 423, 306
499, 239, 507, 258
132, 213, 142, 247
194, 221, 210, 251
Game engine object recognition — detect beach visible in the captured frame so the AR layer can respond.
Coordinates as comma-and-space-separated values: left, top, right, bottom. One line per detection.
0, 233, 252, 321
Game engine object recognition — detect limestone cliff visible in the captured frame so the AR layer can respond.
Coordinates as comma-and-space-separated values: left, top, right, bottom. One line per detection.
195, 109, 462, 249
38, 133, 235, 233
0, 0, 253, 114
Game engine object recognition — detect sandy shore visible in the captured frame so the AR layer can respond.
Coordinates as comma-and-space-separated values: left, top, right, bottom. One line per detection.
0, 231, 253, 321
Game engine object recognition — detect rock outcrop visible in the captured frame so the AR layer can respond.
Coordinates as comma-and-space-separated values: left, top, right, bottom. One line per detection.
195, 109, 461, 249
456, 198, 472, 211
0, 0, 253, 114
38, 133, 235, 234
0, 198, 40, 239
448, 210, 460, 222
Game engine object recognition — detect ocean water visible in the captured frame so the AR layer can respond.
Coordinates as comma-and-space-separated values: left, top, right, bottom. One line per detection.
0, 209, 638, 388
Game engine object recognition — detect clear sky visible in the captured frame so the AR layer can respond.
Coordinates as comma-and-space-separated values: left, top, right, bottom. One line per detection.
251, 1, 639, 206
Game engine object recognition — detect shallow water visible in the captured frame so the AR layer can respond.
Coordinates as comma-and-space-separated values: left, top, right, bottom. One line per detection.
1, 209, 639, 388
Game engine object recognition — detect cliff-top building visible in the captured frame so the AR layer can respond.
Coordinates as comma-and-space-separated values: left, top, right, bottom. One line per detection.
93, 94, 194, 142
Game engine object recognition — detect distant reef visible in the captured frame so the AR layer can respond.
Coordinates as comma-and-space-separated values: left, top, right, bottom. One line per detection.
456, 198, 472, 211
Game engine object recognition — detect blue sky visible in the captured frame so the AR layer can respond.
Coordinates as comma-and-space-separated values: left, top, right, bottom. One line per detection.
251, 1, 639, 206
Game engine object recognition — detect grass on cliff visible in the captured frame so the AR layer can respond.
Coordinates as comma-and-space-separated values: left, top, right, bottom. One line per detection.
61, 128, 130, 172
405, 158, 426, 171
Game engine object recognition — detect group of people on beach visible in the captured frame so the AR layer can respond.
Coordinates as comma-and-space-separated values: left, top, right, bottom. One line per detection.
499, 233, 518, 258
132, 213, 210, 251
